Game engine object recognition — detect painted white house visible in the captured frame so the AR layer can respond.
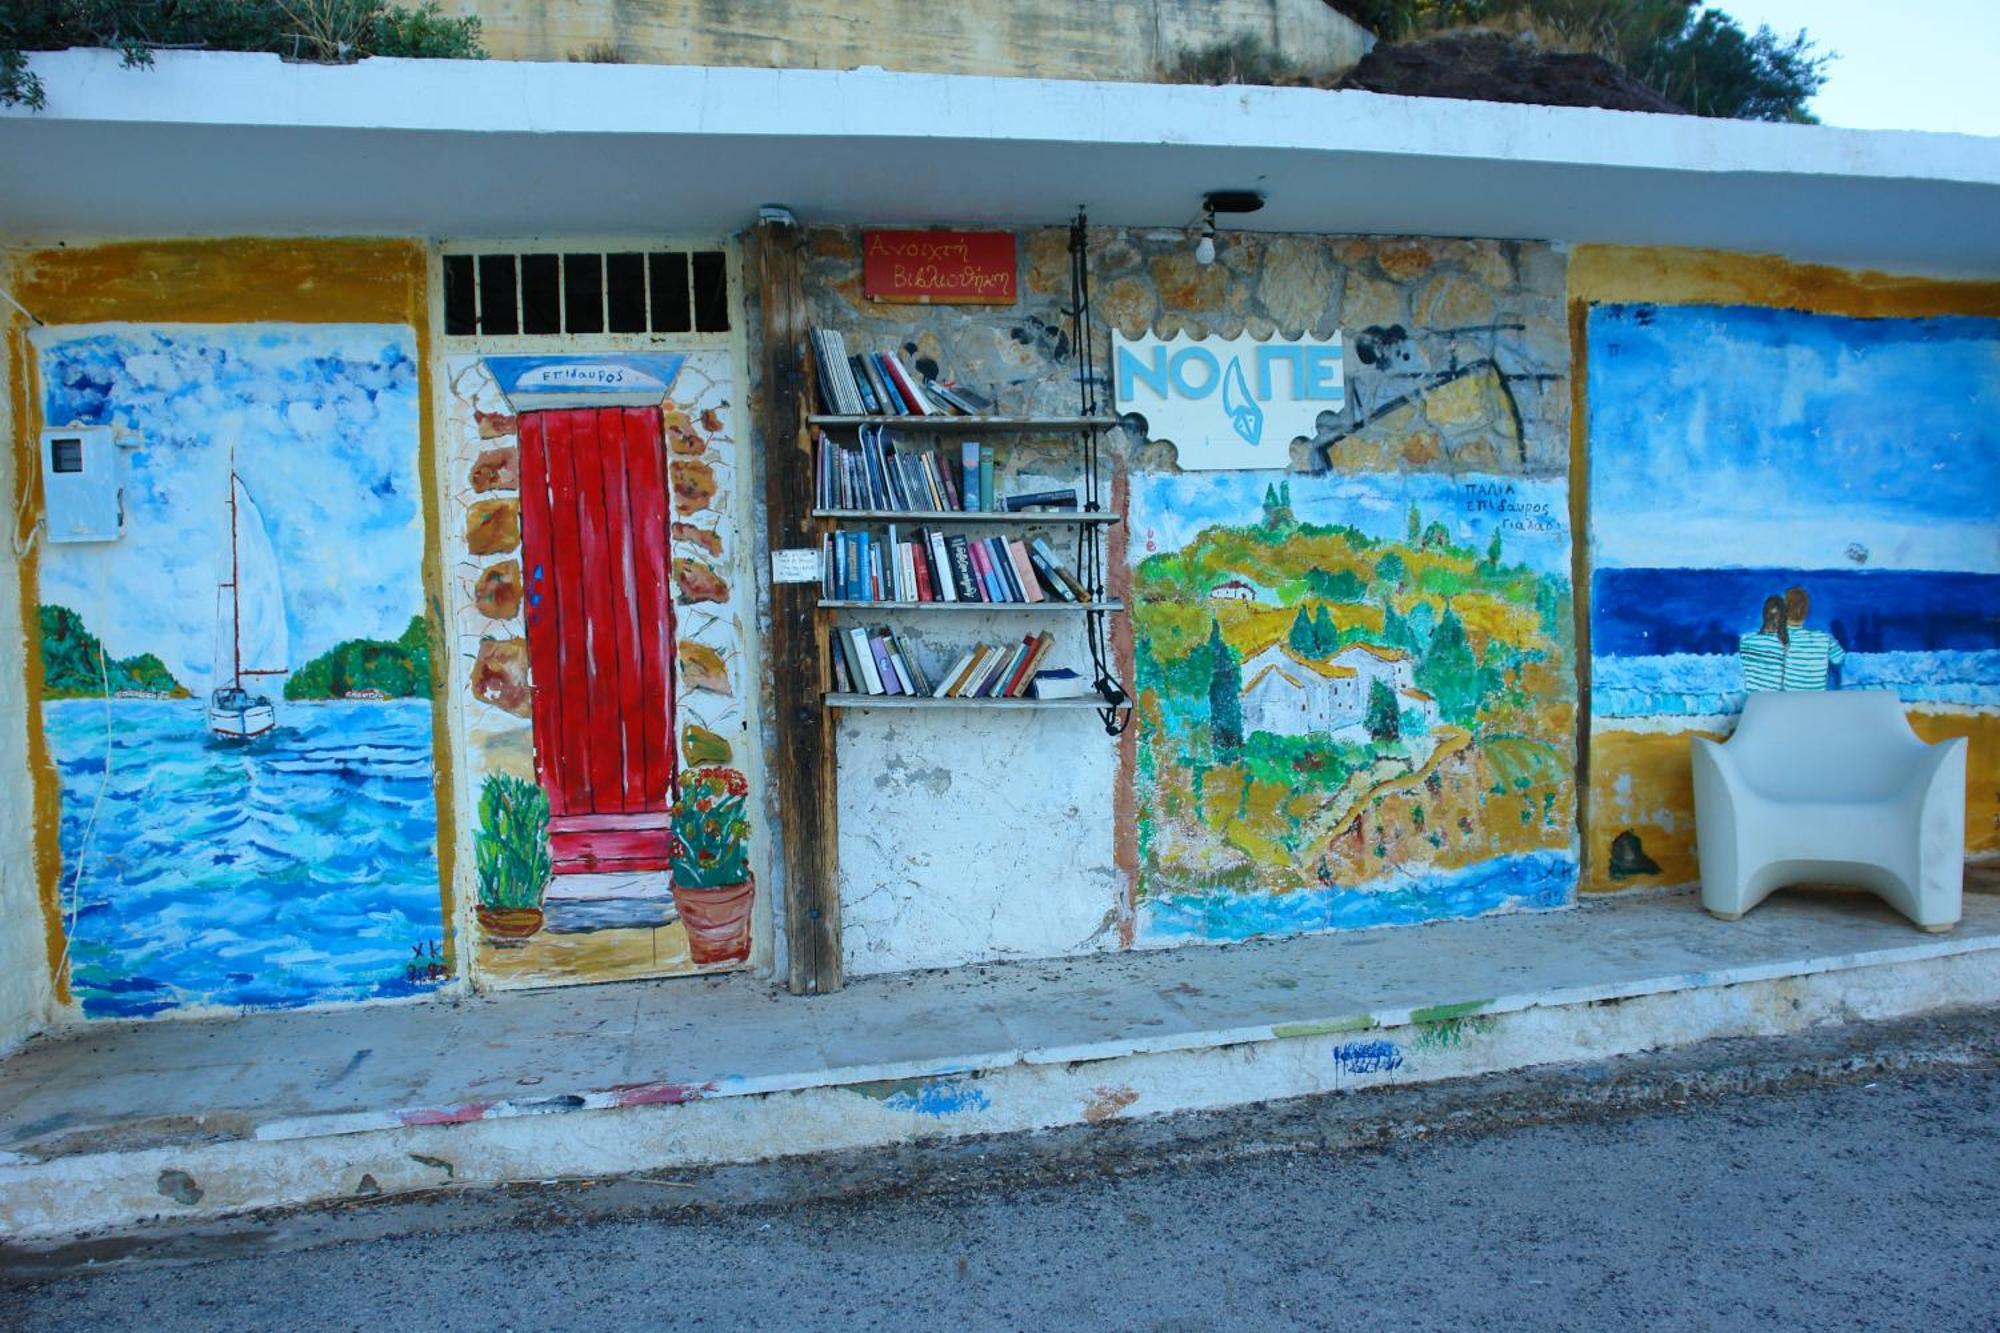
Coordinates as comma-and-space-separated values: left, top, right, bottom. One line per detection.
1208, 578, 1262, 602
1241, 639, 1436, 740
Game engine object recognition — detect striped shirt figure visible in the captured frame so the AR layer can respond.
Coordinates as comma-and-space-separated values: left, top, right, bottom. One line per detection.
1781, 627, 1846, 691
1738, 631, 1787, 692
1739, 594, 1792, 694
1780, 586, 1845, 692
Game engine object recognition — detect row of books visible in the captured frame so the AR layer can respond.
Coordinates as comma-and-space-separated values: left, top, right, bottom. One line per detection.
823, 526, 1090, 604
833, 628, 1089, 701
810, 328, 994, 418
815, 425, 1078, 514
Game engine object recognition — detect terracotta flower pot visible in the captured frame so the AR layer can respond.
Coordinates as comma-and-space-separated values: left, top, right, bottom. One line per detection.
670, 874, 754, 965
477, 905, 545, 939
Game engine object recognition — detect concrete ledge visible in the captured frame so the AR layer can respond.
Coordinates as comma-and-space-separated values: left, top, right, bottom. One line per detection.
3, 888, 1998, 1237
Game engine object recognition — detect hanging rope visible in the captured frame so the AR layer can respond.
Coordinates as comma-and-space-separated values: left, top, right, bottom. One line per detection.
1069, 210, 1129, 736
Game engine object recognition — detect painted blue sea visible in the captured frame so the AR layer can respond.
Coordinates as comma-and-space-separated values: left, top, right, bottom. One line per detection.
1140, 850, 1575, 943
45, 699, 445, 1019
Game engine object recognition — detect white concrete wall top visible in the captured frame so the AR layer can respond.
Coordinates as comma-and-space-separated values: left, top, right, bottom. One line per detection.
3, 49, 2000, 273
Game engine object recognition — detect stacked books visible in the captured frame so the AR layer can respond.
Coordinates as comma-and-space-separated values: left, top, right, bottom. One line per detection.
829, 625, 934, 696
829, 629, 1080, 701
822, 525, 1090, 604
810, 328, 996, 418
818, 428, 1070, 514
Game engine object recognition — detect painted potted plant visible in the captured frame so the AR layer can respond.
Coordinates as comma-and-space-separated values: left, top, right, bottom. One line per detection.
474, 773, 552, 939
668, 766, 754, 965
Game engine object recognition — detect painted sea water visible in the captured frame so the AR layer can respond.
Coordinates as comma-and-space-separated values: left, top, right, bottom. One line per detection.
47, 699, 444, 1018
1140, 850, 1574, 942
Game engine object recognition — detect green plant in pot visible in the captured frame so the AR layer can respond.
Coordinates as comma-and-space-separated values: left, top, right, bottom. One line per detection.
668, 766, 754, 965
475, 773, 552, 939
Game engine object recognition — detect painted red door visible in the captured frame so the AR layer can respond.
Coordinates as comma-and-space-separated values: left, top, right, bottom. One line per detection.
517, 407, 675, 875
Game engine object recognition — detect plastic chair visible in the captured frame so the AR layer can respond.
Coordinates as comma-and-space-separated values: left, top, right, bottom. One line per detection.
1690, 690, 1967, 932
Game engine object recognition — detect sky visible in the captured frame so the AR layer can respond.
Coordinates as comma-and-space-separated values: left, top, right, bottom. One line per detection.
1723, 0, 2000, 136
36, 325, 428, 689
1587, 303, 2000, 573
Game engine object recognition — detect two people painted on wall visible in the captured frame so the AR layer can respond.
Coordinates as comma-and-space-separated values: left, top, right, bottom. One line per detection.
1739, 585, 1847, 693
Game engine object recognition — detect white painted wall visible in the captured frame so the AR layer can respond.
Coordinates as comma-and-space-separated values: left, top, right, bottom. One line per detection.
0, 268, 56, 1050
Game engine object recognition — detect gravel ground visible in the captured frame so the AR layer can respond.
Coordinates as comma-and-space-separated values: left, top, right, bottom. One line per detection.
4, 1014, 1998, 1331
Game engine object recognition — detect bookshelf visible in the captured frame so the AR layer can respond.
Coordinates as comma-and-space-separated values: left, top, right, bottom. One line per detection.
801, 216, 1130, 725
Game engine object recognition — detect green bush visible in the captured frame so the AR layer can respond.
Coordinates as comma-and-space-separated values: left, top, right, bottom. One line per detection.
474, 773, 552, 910
3, 1, 483, 109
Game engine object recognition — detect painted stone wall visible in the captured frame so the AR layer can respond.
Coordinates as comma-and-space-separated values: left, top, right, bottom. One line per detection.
6, 240, 449, 1023
800, 227, 1573, 972
443, 351, 765, 987
27, 323, 444, 1017
1573, 249, 2000, 892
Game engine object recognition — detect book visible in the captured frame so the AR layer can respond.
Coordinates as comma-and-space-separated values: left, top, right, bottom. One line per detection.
944, 534, 981, 601
846, 626, 884, 693
1029, 536, 1090, 602
932, 380, 996, 414
932, 647, 978, 698
925, 380, 980, 415
976, 642, 1028, 697
1003, 488, 1080, 512
847, 356, 880, 414
1004, 631, 1056, 697
860, 357, 896, 416
967, 539, 1006, 602
925, 530, 957, 602
886, 626, 932, 694
978, 445, 995, 512
1005, 539, 1044, 604
885, 352, 936, 416
866, 631, 904, 695
987, 538, 1025, 602
948, 645, 994, 697
1031, 667, 1096, 700
960, 442, 980, 512
829, 628, 853, 693
1025, 543, 1073, 602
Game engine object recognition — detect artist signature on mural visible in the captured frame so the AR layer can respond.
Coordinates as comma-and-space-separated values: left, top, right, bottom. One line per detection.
406, 939, 447, 985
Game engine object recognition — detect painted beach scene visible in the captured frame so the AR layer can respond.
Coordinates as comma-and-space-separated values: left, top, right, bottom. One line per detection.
36, 325, 445, 1018
1129, 469, 1577, 944
1585, 302, 2000, 887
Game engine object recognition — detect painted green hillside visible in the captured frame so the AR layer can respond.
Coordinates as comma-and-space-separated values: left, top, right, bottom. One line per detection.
38, 604, 189, 699
285, 615, 433, 701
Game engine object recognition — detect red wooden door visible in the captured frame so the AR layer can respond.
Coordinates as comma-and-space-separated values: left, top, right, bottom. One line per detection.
517, 407, 675, 875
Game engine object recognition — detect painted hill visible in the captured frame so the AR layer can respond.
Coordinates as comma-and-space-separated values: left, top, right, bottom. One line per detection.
284, 615, 433, 701
38, 604, 189, 699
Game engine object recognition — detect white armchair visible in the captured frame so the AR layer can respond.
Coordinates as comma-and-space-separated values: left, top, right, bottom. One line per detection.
1691, 690, 1968, 932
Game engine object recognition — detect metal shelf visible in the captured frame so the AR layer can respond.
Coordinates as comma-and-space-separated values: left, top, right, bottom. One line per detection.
825, 692, 1112, 710
819, 600, 1122, 612
813, 509, 1118, 525
808, 415, 1115, 432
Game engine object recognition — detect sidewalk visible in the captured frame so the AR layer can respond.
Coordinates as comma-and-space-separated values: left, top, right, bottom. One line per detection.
4, 877, 1998, 1238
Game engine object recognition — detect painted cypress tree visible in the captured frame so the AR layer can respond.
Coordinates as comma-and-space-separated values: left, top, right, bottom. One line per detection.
1487, 528, 1504, 569
1417, 606, 1481, 723
1312, 604, 1338, 655
1207, 620, 1243, 753
1365, 677, 1400, 742
1287, 607, 1317, 656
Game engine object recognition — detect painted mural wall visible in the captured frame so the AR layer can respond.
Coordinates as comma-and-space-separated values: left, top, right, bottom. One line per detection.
1584, 299, 2000, 889
443, 350, 763, 987
797, 228, 1575, 970
33, 323, 445, 1017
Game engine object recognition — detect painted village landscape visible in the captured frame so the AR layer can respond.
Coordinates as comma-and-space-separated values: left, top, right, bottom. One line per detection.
36, 325, 445, 1018
1130, 469, 1576, 942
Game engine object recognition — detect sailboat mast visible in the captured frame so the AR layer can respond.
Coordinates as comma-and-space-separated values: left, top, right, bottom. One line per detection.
229, 458, 242, 690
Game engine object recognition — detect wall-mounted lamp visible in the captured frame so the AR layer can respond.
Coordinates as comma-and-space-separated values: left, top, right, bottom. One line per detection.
1192, 189, 1266, 267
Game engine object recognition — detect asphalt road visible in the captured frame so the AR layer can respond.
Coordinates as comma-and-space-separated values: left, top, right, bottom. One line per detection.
4, 1063, 1997, 1331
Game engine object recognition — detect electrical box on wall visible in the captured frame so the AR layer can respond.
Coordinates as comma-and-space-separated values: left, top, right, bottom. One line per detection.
40, 426, 122, 543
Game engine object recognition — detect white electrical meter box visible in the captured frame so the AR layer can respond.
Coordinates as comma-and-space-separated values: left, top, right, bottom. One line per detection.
40, 426, 122, 543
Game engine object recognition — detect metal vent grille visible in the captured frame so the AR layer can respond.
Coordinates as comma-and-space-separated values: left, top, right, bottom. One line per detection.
443, 250, 730, 338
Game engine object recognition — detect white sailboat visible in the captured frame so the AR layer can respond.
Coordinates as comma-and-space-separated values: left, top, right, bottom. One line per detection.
208, 461, 288, 741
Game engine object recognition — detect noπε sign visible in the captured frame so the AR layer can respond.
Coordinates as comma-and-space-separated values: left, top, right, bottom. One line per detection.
863, 230, 1017, 305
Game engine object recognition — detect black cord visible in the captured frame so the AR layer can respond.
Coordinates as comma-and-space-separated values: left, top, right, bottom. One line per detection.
1069, 210, 1129, 736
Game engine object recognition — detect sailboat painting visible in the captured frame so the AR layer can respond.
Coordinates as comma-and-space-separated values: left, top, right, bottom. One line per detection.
33, 324, 447, 1018
209, 465, 288, 740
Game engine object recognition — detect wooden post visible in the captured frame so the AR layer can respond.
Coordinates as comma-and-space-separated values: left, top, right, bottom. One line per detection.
751, 219, 843, 994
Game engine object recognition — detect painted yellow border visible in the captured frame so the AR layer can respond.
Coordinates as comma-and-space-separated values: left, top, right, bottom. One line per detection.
5, 238, 457, 1005
1568, 245, 2000, 890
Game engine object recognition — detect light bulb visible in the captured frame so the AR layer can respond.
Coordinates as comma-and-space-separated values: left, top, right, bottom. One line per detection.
1195, 233, 1216, 266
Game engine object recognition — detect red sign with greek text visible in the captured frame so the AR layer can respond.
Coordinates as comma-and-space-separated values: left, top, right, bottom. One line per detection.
863, 230, 1017, 306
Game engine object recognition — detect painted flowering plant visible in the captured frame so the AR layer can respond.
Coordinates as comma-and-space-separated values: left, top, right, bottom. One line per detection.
669, 766, 751, 888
